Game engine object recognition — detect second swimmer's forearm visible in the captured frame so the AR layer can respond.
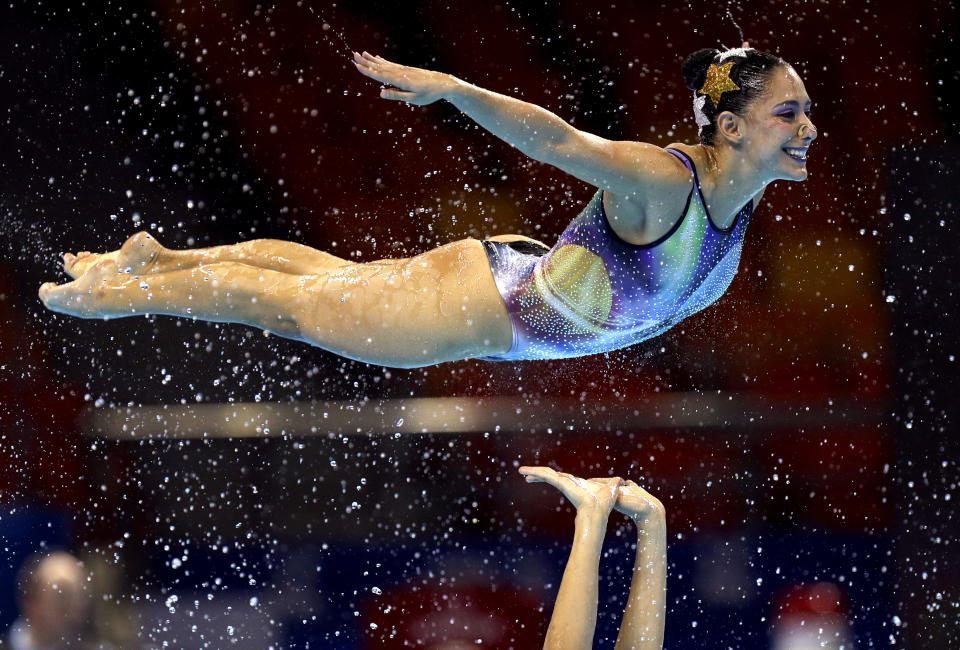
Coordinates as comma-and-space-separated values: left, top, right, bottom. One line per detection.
443, 78, 573, 161
543, 510, 607, 650
614, 517, 667, 650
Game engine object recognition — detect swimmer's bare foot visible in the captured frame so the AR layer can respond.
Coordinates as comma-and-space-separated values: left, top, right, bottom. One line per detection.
40, 258, 138, 318
63, 231, 165, 279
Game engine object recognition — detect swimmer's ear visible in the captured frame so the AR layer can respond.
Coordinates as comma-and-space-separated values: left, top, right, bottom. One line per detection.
715, 111, 744, 146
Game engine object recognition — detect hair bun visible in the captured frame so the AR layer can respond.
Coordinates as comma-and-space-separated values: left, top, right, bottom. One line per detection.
681, 48, 720, 91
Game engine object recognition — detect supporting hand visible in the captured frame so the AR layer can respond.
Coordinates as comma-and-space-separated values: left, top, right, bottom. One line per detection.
612, 481, 667, 650
520, 466, 621, 650
519, 466, 621, 517
613, 480, 665, 522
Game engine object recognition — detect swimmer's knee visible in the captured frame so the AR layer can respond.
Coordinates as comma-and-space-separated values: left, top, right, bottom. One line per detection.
485, 234, 549, 248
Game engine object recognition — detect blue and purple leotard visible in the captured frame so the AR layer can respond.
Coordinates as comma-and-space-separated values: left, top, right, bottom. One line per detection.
480, 147, 753, 361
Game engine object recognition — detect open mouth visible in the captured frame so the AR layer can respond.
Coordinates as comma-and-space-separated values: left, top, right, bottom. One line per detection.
783, 147, 808, 163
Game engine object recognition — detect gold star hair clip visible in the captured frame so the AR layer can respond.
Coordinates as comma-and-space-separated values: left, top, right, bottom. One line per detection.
699, 61, 740, 105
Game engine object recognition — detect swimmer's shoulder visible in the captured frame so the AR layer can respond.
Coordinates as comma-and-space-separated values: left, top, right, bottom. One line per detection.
601, 142, 697, 245
603, 141, 693, 206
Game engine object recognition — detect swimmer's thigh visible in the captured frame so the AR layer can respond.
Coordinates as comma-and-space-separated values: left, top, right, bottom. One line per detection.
295, 238, 513, 367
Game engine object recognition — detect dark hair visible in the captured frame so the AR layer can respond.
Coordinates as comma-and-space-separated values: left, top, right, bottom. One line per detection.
681, 47, 789, 146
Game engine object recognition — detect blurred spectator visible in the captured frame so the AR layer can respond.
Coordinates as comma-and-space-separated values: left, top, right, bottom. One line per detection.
772, 582, 854, 650
9, 551, 111, 650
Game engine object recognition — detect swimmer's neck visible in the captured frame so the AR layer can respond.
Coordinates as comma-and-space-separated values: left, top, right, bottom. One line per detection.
678, 143, 770, 219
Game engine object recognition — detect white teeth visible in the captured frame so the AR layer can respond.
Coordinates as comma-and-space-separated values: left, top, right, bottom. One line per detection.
784, 147, 807, 160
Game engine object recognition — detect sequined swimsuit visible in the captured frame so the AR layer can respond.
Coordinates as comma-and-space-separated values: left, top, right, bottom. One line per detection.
480, 147, 753, 361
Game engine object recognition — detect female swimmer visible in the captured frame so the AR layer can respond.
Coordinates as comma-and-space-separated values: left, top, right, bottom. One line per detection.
519, 466, 667, 650
40, 44, 815, 368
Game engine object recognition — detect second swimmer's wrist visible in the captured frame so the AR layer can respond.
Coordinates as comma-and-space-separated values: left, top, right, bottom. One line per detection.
631, 511, 666, 529
575, 506, 613, 524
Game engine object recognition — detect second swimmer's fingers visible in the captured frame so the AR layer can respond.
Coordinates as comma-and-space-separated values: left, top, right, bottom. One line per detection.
518, 466, 560, 485
588, 477, 623, 486
588, 477, 624, 496
555, 472, 586, 490
621, 479, 652, 496
522, 468, 581, 499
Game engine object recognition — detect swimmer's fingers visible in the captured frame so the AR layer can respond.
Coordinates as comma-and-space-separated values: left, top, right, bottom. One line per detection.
518, 465, 562, 486
352, 53, 387, 82
352, 51, 448, 105
379, 88, 423, 104
519, 466, 580, 496
353, 51, 416, 86
613, 479, 664, 521
519, 466, 610, 512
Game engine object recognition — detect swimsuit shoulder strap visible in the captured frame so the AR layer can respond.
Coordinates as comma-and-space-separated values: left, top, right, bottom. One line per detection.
664, 147, 700, 187
664, 147, 751, 232
664, 146, 693, 168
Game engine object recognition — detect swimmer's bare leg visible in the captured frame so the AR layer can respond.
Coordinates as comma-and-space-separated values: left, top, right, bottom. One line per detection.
42, 239, 513, 367
63, 232, 355, 279
42, 259, 305, 338
160, 239, 357, 275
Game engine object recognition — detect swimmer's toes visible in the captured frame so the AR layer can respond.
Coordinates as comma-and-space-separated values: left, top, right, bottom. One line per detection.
62, 253, 77, 277
62, 252, 94, 278
64, 251, 104, 278
86, 258, 119, 281
39, 282, 74, 312
40, 265, 114, 316
39, 282, 56, 303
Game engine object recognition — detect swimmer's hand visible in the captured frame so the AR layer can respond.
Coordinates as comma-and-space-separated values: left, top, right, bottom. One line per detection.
519, 466, 621, 516
352, 51, 454, 106
611, 479, 664, 522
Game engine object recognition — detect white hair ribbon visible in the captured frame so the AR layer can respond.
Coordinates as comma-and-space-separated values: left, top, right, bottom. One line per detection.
693, 93, 710, 134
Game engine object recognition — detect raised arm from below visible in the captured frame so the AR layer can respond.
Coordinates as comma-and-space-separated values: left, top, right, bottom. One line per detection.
613, 481, 667, 650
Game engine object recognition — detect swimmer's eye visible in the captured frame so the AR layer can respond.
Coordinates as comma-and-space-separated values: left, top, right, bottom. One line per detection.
775, 107, 813, 121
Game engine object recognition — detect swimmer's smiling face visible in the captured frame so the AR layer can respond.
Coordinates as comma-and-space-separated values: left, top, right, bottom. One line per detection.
740, 65, 816, 182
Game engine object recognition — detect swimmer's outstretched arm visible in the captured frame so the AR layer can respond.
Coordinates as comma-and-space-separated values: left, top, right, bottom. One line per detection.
353, 52, 687, 197
519, 466, 622, 650
613, 481, 667, 650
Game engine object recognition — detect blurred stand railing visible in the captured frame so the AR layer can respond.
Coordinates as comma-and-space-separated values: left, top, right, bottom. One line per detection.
81, 392, 884, 439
